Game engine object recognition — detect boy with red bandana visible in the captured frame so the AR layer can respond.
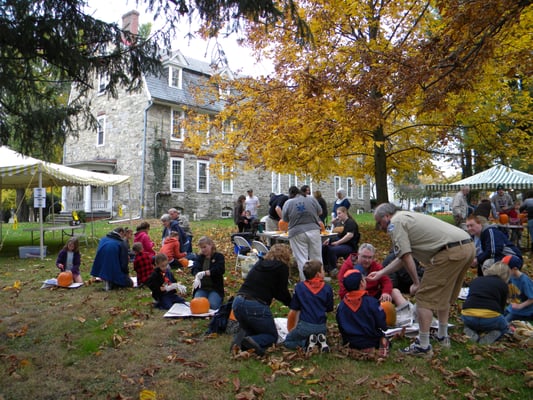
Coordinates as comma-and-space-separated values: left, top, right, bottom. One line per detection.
283, 260, 334, 352
336, 269, 389, 355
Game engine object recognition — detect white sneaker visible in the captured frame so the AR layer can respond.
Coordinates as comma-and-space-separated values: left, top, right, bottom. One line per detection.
317, 333, 329, 353
306, 334, 318, 353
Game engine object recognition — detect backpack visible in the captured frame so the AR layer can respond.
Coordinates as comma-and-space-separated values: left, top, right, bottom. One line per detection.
206, 296, 236, 334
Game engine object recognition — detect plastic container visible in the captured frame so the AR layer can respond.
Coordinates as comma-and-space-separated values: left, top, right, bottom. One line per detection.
19, 246, 47, 258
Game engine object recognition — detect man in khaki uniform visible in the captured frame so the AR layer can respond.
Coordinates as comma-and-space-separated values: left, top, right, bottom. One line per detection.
368, 203, 475, 357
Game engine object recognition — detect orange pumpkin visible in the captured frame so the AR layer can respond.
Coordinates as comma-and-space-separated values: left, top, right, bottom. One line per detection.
380, 301, 397, 327
178, 258, 189, 269
319, 221, 326, 233
287, 309, 299, 332
57, 271, 73, 287
278, 220, 289, 232
190, 297, 210, 314
499, 213, 509, 224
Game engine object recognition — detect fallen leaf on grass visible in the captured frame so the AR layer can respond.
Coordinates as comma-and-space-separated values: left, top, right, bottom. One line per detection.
123, 320, 144, 330
6, 324, 28, 338
139, 389, 156, 400
74, 316, 86, 323
305, 379, 320, 385
3, 281, 21, 291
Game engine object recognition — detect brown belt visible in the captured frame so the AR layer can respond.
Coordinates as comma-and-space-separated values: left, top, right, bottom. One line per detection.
440, 238, 473, 251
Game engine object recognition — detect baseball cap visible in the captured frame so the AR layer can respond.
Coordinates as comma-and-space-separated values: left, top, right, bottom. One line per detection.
502, 255, 523, 270
496, 184, 504, 190
343, 269, 363, 291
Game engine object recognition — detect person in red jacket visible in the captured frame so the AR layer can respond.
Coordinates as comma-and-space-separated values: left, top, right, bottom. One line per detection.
338, 243, 408, 308
132, 242, 154, 286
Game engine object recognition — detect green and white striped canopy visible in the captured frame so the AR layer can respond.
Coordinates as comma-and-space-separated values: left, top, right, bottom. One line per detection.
0, 146, 130, 189
426, 164, 533, 192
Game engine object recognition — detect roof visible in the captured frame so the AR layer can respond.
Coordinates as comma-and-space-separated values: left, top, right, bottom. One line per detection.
0, 146, 130, 189
426, 164, 533, 191
145, 50, 231, 112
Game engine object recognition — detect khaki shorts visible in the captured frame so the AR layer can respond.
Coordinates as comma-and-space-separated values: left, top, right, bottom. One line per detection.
416, 242, 475, 310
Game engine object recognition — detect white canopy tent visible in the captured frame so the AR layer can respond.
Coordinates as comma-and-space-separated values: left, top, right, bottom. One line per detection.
426, 164, 533, 192
0, 146, 130, 258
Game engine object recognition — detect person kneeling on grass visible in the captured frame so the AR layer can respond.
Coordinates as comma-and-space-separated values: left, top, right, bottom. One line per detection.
461, 261, 510, 344
504, 255, 533, 323
283, 260, 334, 353
145, 253, 186, 310
336, 269, 390, 356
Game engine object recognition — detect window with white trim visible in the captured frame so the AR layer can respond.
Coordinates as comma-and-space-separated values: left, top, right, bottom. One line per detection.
171, 109, 185, 141
346, 178, 354, 198
96, 116, 105, 146
97, 72, 109, 94
334, 176, 341, 193
169, 66, 182, 89
170, 158, 184, 191
358, 183, 365, 200
221, 167, 233, 194
289, 174, 297, 187
272, 173, 281, 194
197, 161, 209, 192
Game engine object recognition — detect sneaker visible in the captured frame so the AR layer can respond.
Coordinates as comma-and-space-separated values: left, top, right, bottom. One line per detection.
432, 335, 451, 348
306, 334, 318, 354
478, 330, 501, 345
399, 342, 433, 357
317, 333, 330, 353
463, 327, 480, 343
241, 336, 265, 356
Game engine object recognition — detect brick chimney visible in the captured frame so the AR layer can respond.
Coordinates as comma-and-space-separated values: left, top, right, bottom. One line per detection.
122, 10, 139, 35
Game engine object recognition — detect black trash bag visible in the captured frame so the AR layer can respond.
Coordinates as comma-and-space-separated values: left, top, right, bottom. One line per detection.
206, 296, 236, 334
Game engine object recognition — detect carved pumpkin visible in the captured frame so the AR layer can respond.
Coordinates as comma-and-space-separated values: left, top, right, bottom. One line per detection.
178, 258, 189, 269
499, 213, 509, 224
380, 301, 397, 327
57, 271, 73, 287
287, 309, 299, 332
278, 220, 289, 232
190, 297, 210, 314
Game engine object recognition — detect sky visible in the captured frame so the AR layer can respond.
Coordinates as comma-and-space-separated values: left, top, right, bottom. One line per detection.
85, 0, 273, 77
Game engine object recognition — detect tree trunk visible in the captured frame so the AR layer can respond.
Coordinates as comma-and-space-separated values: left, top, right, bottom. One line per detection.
16, 188, 29, 222
373, 125, 389, 205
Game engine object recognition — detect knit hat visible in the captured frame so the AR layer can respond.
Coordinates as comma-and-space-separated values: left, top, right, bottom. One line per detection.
343, 269, 363, 291
496, 184, 504, 191
502, 255, 523, 270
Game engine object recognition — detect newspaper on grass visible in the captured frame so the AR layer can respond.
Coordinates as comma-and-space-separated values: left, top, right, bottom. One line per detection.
163, 302, 217, 318
41, 278, 84, 289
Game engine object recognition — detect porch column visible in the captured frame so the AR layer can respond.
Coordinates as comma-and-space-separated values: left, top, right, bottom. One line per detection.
107, 186, 114, 214
61, 187, 68, 211
84, 185, 91, 213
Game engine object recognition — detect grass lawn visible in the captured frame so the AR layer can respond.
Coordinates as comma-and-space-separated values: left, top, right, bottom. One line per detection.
0, 214, 532, 399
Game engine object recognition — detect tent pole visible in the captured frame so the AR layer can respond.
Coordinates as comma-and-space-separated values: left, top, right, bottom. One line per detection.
39, 168, 44, 260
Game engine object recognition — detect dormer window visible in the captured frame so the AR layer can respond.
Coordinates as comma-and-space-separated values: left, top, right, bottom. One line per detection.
97, 72, 109, 94
169, 66, 182, 89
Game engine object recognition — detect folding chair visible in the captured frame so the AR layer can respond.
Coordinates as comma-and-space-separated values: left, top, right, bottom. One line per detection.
251, 240, 269, 255
233, 235, 251, 271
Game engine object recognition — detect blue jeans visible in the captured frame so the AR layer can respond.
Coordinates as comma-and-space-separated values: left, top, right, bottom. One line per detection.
232, 295, 278, 351
462, 315, 508, 337
284, 320, 326, 349
194, 290, 222, 310
322, 243, 354, 272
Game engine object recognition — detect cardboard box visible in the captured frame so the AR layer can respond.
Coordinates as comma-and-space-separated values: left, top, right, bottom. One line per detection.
19, 246, 47, 258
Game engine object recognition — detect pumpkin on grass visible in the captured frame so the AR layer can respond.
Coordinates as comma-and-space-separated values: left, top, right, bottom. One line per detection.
190, 297, 210, 314
287, 309, 299, 332
380, 301, 397, 327
57, 271, 73, 287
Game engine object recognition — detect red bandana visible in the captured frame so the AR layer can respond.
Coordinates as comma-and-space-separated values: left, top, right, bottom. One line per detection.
342, 290, 367, 312
304, 277, 325, 295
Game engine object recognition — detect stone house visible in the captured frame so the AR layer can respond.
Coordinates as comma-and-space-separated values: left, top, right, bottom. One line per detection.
62, 11, 372, 222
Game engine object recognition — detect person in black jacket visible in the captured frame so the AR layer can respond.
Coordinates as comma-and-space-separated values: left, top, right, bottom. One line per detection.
231, 244, 293, 356
190, 236, 225, 310
461, 261, 510, 344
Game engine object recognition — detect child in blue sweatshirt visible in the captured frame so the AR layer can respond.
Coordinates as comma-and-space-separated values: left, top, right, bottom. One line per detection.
283, 260, 334, 353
